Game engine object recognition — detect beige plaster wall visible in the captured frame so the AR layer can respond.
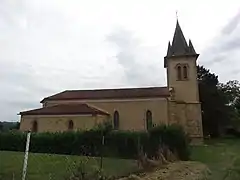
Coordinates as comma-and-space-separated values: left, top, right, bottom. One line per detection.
42, 98, 169, 131
166, 56, 199, 103
20, 114, 108, 133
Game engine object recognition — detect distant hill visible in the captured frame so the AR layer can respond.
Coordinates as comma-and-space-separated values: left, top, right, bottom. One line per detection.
0, 121, 20, 131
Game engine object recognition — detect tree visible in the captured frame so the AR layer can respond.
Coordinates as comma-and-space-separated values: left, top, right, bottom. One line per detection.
235, 98, 240, 118
219, 80, 240, 105
219, 80, 240, 128
0, 122, 3, 131
197, 66, 231, 137
10, 122, 20, 130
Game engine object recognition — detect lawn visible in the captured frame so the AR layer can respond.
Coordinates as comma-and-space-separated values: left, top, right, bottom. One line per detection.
2, 139, 240, 180
191, 138, 240, 180
0, 151, 138, 180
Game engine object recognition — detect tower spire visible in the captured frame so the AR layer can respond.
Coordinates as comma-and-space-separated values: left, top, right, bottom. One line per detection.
164, 18, 199, 68
171, 20, 188, 56
188, 39, 196, 54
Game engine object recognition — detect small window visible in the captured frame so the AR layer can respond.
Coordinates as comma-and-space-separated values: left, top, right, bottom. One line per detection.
32, 120, 38, 132
177, 65, 182, 80
146, 110, 152, 130
68, 120, 74, 130
113, 111, 119, 130
183, 65, 188, 79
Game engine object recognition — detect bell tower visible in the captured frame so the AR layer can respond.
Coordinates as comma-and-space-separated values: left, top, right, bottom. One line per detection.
164, 20, 203, 143
164, 20, 200, 103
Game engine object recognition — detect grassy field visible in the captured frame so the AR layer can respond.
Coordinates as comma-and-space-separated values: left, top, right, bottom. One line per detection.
2, 139, 240, 180
0, 151, 138, 180
191, 138, 240, 180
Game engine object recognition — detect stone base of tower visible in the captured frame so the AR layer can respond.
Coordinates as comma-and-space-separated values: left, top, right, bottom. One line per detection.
168, 100, 204, 145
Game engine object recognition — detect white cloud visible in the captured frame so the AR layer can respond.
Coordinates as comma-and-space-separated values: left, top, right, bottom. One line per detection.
200, 10, 240, 82
0, 0, 239, 121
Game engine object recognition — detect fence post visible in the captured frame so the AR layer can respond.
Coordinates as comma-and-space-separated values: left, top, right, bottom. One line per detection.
22, 131, 31, 180
100, 135, 104, 170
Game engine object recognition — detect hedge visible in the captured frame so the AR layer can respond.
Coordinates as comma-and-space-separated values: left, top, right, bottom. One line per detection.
0, 124, 190, 160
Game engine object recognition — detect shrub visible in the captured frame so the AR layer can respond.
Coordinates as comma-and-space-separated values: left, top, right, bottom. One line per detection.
148, 125, 190, 160
65, 157, 110, 180
0, 124, 190, 160
0, 131, 26, 151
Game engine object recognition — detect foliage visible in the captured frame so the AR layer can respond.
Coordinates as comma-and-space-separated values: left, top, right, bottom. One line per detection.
0, 124, 190, 160
197, 66, 236, 137
0, 122, 2, 131
66, 157, 110, 180
197, 65, 240, 137
0, 131, 26, 151
219, 80, 240, 129
219, 80, 240, 105
147, 125, 190, 160
94, 120, 113, 136
10, 122, 20, 130
0, 121, 20, 132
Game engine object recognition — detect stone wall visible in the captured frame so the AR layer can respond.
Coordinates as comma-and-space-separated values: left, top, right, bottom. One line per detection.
168, 100, 203, 143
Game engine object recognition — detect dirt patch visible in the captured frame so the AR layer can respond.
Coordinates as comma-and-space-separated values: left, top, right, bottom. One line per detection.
118, 161, 211, 180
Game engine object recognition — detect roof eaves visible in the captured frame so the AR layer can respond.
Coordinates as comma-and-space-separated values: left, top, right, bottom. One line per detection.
40, 90, 68, 103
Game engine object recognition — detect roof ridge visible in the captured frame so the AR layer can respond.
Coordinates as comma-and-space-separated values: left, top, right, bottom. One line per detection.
40, 90, 68, 103
65, 86, 167, 92
40, 86, 170, 103
20, 103, 109, 116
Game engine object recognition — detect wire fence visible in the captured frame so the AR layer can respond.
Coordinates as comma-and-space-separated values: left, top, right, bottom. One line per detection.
0, 132, 139, 180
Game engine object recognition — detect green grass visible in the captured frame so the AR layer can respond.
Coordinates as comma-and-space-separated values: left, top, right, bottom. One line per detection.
191, 138, 240, 180
0, 151, 138, 180
3, 139, 240, 180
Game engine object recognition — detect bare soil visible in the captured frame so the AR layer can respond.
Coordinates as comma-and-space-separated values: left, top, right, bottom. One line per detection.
118, 161, 211, 180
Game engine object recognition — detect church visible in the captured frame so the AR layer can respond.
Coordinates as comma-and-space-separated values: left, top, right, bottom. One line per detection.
19, 20, 203, 143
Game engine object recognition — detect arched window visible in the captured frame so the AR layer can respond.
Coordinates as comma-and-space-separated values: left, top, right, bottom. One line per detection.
183, 65, 188, 79
177, 65, 182, 80
32, 120, 38, 132
68, 120, 74, 130
146, 110, 152, 130
113, 111, 119, 130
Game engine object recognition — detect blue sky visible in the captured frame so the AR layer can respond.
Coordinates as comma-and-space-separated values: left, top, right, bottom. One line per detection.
0, 0, 240, 121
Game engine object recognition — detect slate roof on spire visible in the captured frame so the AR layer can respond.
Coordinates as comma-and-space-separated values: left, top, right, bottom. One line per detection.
164, 20, 199, 67
166, 41, 172, 56
188, 39, 196, 54
171, 20, 189, 56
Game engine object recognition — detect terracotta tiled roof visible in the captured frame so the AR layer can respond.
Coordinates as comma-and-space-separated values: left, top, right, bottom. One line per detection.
19, 104, 109, 116
40, 87, 169, 103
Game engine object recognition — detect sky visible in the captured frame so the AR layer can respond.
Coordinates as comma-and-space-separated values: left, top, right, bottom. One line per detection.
0, 0, 240, 121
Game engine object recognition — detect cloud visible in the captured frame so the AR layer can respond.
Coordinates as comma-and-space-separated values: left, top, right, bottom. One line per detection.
200, 10, 240, 82
1, 0, 239, 122
106, 28, 166, 87
1, 1, 167, 121
221, 11, 240, 35
0, 0, 111, 121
